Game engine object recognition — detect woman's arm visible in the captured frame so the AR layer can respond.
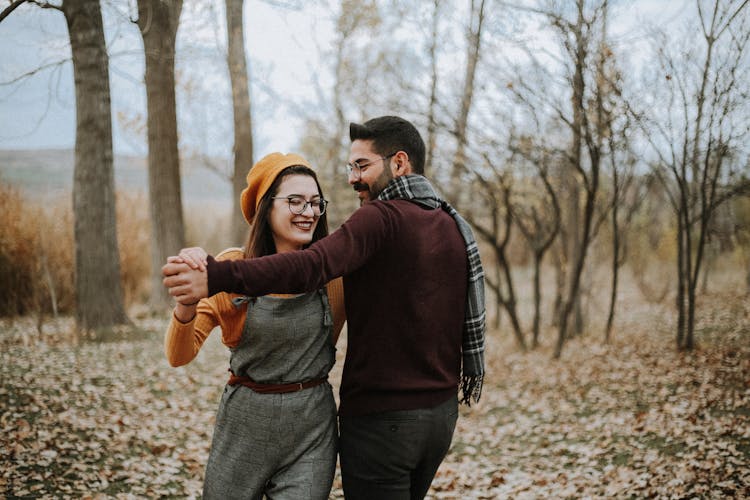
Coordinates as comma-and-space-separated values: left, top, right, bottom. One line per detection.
164, 248, 245, 366
164, 299, 217, 367
326, 277, 346, 344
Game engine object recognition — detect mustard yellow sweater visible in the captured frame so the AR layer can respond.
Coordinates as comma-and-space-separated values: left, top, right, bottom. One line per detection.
164, 248, 346, 367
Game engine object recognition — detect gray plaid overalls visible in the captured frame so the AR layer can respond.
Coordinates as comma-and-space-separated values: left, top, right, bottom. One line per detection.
203, 289, 337, 500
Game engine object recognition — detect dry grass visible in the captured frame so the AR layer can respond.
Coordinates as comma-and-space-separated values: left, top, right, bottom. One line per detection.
0, 180, 234, 320
0, 183, 74, 317
116, 191, 151, 307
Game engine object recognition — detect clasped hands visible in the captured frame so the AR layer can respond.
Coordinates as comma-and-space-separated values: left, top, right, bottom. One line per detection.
162, 247, 210, 306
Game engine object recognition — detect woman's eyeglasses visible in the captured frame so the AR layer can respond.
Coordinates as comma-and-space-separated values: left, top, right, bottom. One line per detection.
272, 196, 328, 216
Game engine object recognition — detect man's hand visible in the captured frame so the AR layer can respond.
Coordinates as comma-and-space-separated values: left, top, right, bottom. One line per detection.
162, 256, 208, 305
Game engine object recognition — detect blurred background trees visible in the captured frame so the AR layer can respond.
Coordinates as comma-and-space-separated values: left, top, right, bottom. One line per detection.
1, 0, 748, 351
1, 0, 130, 337
632, 0, 750, 350
136, 0, 185, 309
225, 0, 255, 247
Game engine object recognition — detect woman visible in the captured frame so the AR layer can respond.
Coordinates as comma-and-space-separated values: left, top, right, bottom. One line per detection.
164, 152, 345, 499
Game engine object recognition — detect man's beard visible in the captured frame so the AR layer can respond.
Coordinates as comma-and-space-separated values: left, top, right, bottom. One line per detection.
353, 168, 394, 204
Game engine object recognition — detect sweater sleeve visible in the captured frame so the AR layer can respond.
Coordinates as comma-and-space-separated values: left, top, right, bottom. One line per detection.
164, 299, 220, 367
164, 248, 244, 367
207, 202, 394, 297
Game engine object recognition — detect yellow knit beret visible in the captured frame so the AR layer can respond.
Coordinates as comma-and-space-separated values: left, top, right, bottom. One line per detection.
241, 152, 312, 224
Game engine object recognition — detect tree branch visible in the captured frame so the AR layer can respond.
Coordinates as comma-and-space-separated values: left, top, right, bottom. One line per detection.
0, 0, 30, 23
0, 58, 69, 86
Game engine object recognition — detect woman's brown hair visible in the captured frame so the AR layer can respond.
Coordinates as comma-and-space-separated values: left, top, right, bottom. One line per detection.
243, 165, 329, 259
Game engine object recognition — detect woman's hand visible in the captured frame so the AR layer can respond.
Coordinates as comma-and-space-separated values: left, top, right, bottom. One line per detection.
175, 247, 209, 271
162, 254, 209, 306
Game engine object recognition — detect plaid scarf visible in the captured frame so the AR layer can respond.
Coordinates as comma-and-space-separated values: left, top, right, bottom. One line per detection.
378, 174, 485, 405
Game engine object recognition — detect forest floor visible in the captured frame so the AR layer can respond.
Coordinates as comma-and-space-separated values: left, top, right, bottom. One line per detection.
1, 291, 748, 499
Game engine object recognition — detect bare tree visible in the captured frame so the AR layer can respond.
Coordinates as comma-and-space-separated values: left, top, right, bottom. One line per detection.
424, 0, 442, 175
499, 0, 623, 357
511, 139, 561, 348
1, 0, 130, 334
297, 0, 383, 227
467, 164, 527, 350
322, 0, 367, 222
588, 9, 642, 344
135, 0, 185, 309
0, 0, 30, 22
449, 0, 486, 202
508, 0, 609, 357
225, 0, 253, 245
63, 0, 130, 332
638, 0, 750, 350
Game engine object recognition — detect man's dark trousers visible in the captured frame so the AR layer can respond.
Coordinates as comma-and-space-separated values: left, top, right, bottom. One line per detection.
339, 395, 458, 499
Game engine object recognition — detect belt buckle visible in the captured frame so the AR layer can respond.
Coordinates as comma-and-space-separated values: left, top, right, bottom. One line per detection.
297, 382, 303, 391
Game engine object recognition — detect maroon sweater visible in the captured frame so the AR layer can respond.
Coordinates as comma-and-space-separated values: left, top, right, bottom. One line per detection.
208, 199, 467, 416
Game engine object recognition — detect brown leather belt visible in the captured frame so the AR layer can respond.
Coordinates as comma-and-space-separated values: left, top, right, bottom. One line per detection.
227, 371, 327, 394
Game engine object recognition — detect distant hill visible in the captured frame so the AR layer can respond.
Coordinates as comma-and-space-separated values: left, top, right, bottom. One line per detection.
0, 149, 232, 209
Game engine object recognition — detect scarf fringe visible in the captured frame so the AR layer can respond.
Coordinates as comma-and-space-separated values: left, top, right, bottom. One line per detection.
460, 374, 483, 406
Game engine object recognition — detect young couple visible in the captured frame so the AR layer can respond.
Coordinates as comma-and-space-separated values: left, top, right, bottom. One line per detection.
162, 116, 486, 500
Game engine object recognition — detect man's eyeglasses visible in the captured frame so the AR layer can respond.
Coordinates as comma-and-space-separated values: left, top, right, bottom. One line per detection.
346, 152, 397, 178
271, 196, 328, 216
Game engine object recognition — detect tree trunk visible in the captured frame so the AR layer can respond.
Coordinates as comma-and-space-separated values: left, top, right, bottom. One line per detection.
551, 243, 564, 326
552, 0, 606, 358
424, 0, 441, 176
467, 194, 525, 350
324, 13, 351, 227
499, 250, 526, 349
554, 0, 586, 357
137, 0, 184, 309
63, 0, 129, 333
604, 198, 619, 343
449, 0, 485, 203
493, 264, 502, 330
686, 279, 696, 350
566, 39, 584, 339
554, 189, 597, 359
676, 208, 687, 348
226, 0, 253, 246
604, 156, 620, 342
532, 252, 542, 348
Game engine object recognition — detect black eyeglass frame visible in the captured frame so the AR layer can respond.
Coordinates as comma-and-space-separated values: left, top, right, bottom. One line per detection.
346, 152, 398, 178
271, 195, 328, 216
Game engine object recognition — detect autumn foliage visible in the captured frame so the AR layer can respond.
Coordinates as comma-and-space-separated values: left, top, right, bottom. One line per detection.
2, 287, 748, 497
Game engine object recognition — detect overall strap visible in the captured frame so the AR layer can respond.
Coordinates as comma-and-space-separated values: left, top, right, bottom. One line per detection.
231, 296, 255, 308
319, 287, 333, 328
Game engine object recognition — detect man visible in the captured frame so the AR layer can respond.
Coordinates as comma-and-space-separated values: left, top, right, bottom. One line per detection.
164, 116, 485, 499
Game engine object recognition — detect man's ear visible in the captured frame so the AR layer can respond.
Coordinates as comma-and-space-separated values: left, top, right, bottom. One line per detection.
393, 151, 413, 177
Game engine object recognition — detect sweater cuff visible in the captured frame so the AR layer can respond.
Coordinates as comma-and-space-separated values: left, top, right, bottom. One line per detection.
207, 255, 232, 297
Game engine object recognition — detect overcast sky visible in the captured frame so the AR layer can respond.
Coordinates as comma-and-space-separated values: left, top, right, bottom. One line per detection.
0, 0, 688, 157
0, 0, 334, 156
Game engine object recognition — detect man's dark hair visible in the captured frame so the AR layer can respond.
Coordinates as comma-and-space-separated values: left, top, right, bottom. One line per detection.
349, 116, 426, 175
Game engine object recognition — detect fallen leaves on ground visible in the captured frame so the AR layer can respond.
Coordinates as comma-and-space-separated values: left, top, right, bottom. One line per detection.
1, 293, 748, 499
